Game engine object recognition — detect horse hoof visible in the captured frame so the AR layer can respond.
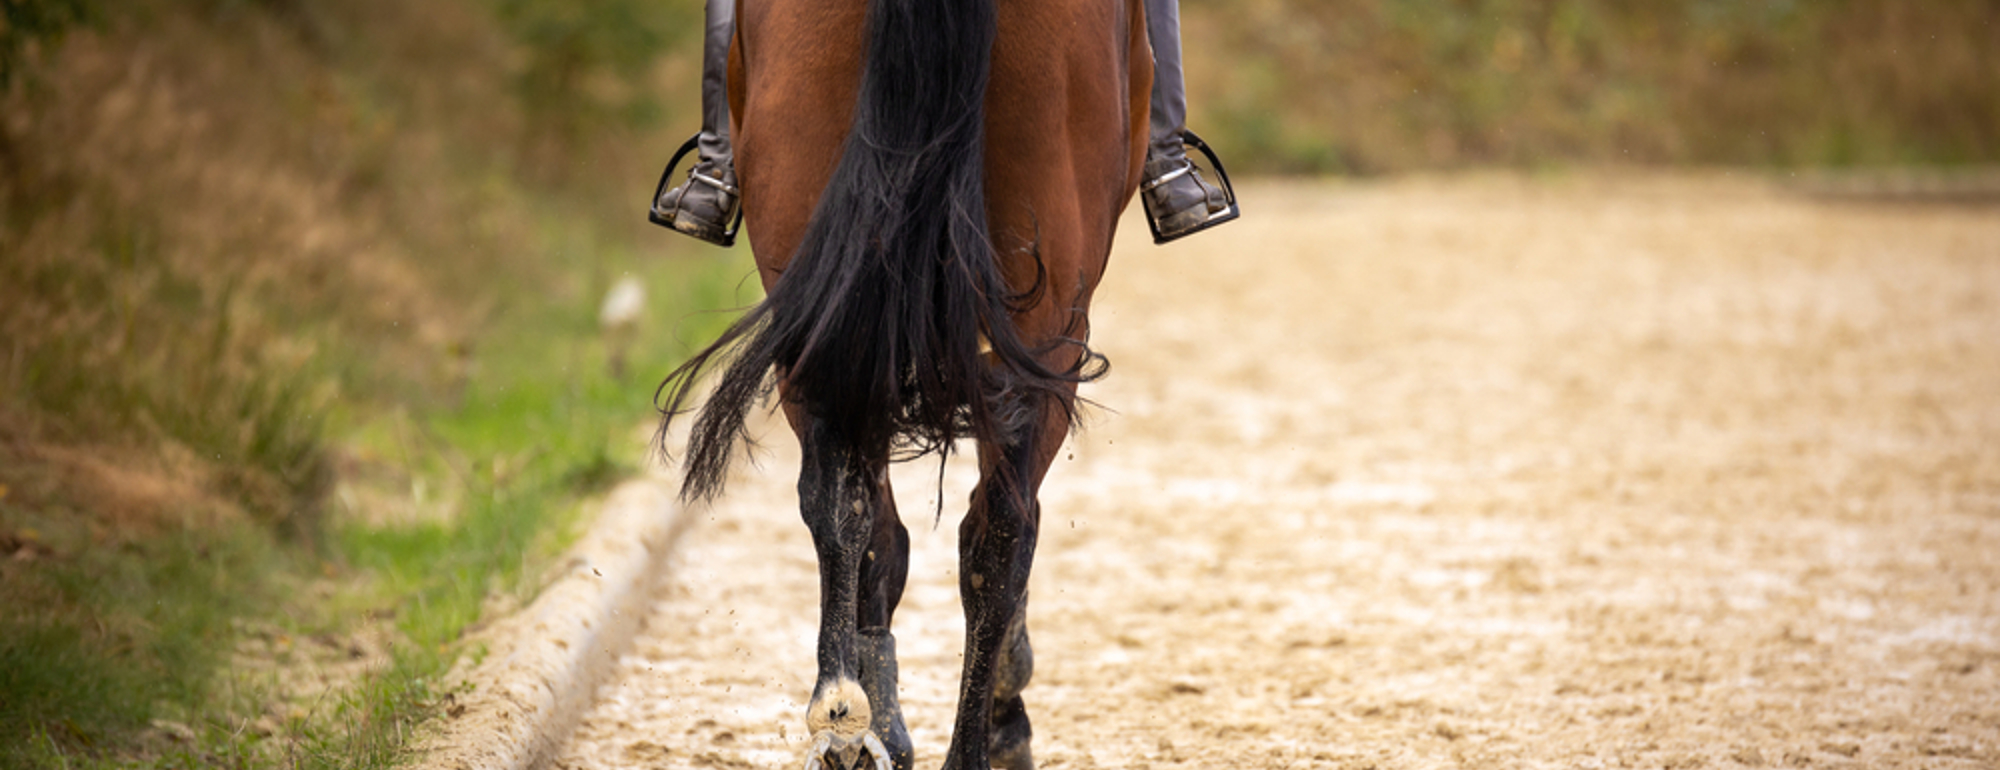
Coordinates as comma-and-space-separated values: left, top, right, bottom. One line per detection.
802, 729, 893, 770
987, 694, 1034, 770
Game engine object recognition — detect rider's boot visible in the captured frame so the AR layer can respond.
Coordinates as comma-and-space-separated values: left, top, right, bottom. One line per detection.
650, 0, 741, 247
1139, 0, 1235, 243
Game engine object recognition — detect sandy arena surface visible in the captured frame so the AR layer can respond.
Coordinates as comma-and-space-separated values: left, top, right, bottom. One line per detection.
556, 175, 2000, 769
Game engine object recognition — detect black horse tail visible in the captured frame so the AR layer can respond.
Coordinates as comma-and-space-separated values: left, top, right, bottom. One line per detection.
656, 0, 1096, 502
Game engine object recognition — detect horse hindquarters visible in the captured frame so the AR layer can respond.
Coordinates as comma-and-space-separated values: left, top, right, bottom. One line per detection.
660, 0, 1145, 767
677, 0, 1071, 767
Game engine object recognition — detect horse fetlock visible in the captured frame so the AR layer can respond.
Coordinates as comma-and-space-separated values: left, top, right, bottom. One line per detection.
992, 598, 1033, 703
806, 679, 873, 737
857, 630, 914, 770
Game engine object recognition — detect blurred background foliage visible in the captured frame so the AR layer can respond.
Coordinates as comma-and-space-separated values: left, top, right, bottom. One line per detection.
1, 0, 1996, 765
492, 0, 695, 163
1183, 0, 2000, 174
2, 0, 724, 764
5, 0, 1997, 176
0, 0, 94, 87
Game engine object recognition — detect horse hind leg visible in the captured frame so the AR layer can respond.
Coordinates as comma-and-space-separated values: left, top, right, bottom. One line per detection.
856, 629, 913, 770
942, 402, 1065, 770
796, 415, 904, 770
858, 472, 916, 770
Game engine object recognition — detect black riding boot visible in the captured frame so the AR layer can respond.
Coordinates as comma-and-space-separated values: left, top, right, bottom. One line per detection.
650, 0, 741, 247
1140, 0, 1236, 244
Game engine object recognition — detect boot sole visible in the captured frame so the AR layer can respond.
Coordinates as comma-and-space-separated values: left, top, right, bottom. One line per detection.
649, 206, 738, 248
1150, 201, 1240, 244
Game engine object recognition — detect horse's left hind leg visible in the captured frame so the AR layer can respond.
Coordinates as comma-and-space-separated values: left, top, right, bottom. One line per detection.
858, 460, 915, 770
942, 404, 1067, 770
794, 414, 908, 770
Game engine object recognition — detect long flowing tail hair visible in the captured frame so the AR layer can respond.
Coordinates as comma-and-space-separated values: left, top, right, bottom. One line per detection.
655, 0, 1102, 501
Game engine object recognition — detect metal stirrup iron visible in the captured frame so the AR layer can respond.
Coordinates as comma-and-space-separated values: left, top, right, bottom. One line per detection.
1146, 129, 1241, 245
1141, 163, 1193, 193
648, 134, 745, 247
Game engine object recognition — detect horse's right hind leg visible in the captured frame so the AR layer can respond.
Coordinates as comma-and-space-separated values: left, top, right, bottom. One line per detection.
942, 401, 1067, 770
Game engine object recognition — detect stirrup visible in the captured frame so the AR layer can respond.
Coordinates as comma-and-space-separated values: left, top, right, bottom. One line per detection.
1145, 129, 1241, 245
648, 134, 744, 247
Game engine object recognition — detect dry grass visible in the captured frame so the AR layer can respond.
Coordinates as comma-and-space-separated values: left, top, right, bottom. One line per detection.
0, 0, 722, 764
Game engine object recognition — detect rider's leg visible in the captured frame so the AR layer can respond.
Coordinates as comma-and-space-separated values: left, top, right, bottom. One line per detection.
650, 0, 740, 246
658, 0, 1225, 245
1140, 0, 1233, 242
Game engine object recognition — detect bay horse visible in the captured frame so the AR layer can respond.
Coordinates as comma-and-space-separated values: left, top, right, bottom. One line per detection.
656, 0, 1148, 768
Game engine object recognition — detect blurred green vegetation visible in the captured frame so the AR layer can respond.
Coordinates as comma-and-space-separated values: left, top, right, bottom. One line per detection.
1184, 0, 2000, 173
0, 0, 97, 87
2, 0, 736, 766
493, 0, 693, 149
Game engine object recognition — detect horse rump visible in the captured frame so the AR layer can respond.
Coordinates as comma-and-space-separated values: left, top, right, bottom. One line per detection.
655, 0, 1099, 502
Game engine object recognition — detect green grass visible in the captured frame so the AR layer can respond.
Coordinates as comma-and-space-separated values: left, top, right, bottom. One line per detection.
280, 217, 750, 769
3, 36, 746, 769
0, 200, 331, 767
4, 0, 743, 763
0, 206, 750, 769
0, 516, 291, 769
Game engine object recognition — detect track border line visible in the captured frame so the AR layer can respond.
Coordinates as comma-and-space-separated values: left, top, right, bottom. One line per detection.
411, 477, 694, 770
